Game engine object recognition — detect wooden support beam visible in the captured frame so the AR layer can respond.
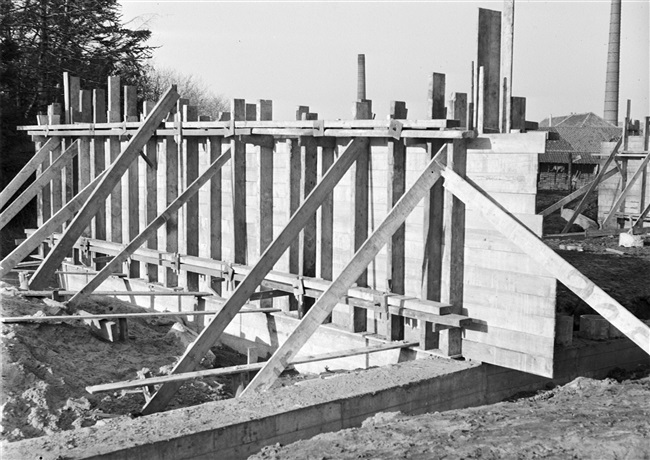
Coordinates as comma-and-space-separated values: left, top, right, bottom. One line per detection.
441, 139, 467, 312
257, 100, 274, 308
208, 135, 222, 293
448, 93, 467, 129
601, 152, 650, 228
141, 138, 368, 415
91, 89, 107, 267
511, 97, 526, 131
562, 138, 622, 233
107, 76, 122, 244
28, 86, 179, 290
428, 73, 446, 119
87, 340, 418, 395
319, 139, 335, 283
386, 101, 407, 294
241, 142, 448, 396
288, 136, 301, 311
477, 8, 501, 132
633, 202, 650, 229
140, 101, 158, 281
299, 135, 317, 317
184, 105, 200, 291
539, 167, 619, 217
68, 147, 231, 305
2, 308, 281, 324
0, 140, 79, 230
0, 138, 61, 209
499, 0, 514, 133
231, 99, 247, 265
439, 165, 650, 356
0, 171, 106, 279
163, 129, 179, 286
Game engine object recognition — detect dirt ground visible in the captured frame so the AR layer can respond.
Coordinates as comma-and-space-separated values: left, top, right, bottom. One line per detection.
252, 371, 650, 460
0, 289, 247, 443
1, 190, 649, 456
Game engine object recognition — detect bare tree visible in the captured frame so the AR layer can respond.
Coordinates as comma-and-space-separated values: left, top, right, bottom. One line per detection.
139, 65, 228, 120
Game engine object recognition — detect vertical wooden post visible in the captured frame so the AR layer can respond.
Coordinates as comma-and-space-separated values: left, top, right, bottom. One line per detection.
124, 85, 140, 278
477, 8, 501, 132
511, 96, 526, 131
441, 139, 467, 314
299, 123, 318, 318
477, 67, 486, 134
164, 111, 179, 287
107, 76, 122, 244
78, 90, 92, 246
422, 74, 446, 301
448, 93, 467, 129
469, 61, 476, 131
141, 101, 158, 282
209, 134, 222, 294
288, 134, 301, 312
500, 0, 514, 133
386, 101, 407, 295
92, 90, 107, 268
258, 100, 273, 307
428, 73, 446, 119
62, 74, 80, 204
231, 99, 247, 266
184, 105, 200, 291
351, 91, 371, 332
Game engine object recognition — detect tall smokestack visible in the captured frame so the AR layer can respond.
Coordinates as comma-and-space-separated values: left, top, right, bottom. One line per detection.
357, 54, 366, 101
603, 0, 621, 126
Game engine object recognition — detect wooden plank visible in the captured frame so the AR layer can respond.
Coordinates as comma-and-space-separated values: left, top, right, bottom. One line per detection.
184, 105, 200, 291
319, 141, 335, 282
500, 0, 514, 133
462, 340, 553, 377
0, 171, 106, 278
441, 165, 650, 357
467, 132, 546, 154
2, 309, 280, 323
633, 202, 650, 229
441, 139, 466, 312
87, 341, 418, 394
477, 66, 485, 134
68, 147, 232, 305
141, 138, 367, 415
511, 97, 526, 131
540, 167, 618, 216
428, 73, 446, 119
257, 101, 274, 308
141, 101, 158, 281
562, 138, 622, 232
387, 101, 407, 294
231, 99, 247, 265
0, 138, 61, 209
107, 76, 122, 244
209, 136, 222, 293
448, 93, 467, 129
466, 172, 537, 194
352, 101, 372, 291
288, 137, 301, 311
240, 142, 449, 396
92, 89, 107, 264
164, 132, 179, 287
601, 152, 650, 228
477, 8, 501, 132
300, 135, 317, 316
28, 86, 179, 290
0, 140, 79, 230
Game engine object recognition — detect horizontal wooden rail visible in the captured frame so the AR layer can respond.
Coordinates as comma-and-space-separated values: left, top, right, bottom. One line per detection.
41, 233, 457, 322
18, 290, 214, 297
1, 309, 282, 323
85, 340, 419, 394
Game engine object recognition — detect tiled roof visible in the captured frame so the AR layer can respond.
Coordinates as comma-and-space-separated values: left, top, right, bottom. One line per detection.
539, 112, 618, 128
539, 126, 621, 164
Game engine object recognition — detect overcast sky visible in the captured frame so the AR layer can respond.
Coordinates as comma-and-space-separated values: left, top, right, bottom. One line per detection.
119, 0, 648, 124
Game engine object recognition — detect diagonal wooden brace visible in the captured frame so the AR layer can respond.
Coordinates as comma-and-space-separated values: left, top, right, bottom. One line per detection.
240, 143, 450, 397
67, 147, 232, 305
140, 138, 369, 415
28, 86, 180, 290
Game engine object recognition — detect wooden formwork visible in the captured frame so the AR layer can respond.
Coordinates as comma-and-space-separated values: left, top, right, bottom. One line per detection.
3, 5, 649, 415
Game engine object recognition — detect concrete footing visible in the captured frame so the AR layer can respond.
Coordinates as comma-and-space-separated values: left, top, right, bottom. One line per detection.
6, 336, 649, 460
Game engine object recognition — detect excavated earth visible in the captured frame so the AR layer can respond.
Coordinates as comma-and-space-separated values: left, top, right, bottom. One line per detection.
1, 189, 649, 457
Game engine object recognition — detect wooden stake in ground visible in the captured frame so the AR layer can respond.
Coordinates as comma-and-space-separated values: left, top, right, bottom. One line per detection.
28, 86, 180, 290
240, 143, 449, 397
141, 138, 369, 415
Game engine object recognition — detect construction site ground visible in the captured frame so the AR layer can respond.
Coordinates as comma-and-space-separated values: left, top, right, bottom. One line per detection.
1, 190, 650, 457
